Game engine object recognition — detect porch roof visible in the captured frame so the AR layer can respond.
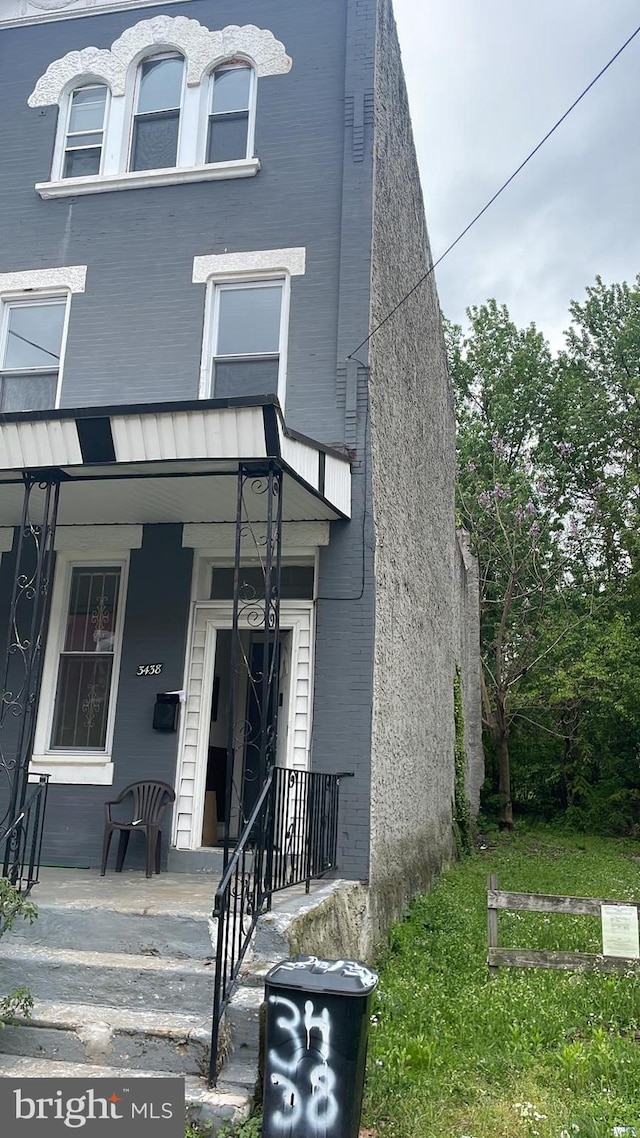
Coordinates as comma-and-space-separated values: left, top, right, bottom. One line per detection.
0, 397, 351, 526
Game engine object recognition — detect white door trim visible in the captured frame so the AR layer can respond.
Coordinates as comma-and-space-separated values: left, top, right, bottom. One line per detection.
172, 600, 314, 850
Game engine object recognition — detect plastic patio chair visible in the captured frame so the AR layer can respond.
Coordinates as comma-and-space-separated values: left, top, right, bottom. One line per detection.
100, 780, 176, 878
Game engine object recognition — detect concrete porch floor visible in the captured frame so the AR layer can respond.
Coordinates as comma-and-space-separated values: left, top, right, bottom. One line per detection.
31, 866, 323, 919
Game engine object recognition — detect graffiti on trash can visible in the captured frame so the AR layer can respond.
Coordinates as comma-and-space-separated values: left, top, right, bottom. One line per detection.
275, 956, 377, 988
266, 993, 339, 1132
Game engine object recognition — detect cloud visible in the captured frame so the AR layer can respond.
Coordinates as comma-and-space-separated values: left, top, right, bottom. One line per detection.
393, 0, 640, 348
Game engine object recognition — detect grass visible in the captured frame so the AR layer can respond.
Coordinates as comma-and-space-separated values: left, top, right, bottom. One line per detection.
362, 827, 640, 1138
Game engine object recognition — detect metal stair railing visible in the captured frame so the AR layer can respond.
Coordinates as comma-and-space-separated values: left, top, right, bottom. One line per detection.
0, 774, 50, 894
208, 765, 350, 1086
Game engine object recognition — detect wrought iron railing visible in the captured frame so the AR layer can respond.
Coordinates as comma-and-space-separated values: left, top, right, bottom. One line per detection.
209, 765, 350, 1085
0, 773, 49, 893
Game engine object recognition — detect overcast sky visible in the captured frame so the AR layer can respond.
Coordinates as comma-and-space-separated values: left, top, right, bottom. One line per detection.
393, 0, 640, 349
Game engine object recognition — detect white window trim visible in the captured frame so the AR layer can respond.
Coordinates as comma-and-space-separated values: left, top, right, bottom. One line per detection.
127, 51, 187, 175
193, 248, 305, 407
196, 63, 257, 166
202, 277, 288, 405
30, 17, 291, 198
52, 83, 111, 183
0, 267, 87, 294
0, 292, 72, 412
31, 551, 130, 785
36, 158, 261, 198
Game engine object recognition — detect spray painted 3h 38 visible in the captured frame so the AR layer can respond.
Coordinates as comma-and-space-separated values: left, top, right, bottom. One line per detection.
263, 956, 378, 1138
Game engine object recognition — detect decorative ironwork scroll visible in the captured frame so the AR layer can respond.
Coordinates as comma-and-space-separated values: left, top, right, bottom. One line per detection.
0, 474, 60, 886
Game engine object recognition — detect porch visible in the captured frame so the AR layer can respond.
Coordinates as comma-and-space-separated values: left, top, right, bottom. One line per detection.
0, 395, 351, 874
0, 864, 342, 1127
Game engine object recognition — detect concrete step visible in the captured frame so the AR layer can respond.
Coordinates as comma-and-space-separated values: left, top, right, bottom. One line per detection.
0, 1000, 211, 1075
167, 848, 225, 875
0, 942, 215, 1016
225, 985, 264, 1055
7, 903, 213, 960
0, 1055, 253, 1132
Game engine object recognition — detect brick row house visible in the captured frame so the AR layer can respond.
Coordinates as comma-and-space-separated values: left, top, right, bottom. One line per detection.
0, 0, 482, 952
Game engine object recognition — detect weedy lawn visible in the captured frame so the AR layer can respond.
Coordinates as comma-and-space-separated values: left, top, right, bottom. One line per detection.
362, 829, 640, 1138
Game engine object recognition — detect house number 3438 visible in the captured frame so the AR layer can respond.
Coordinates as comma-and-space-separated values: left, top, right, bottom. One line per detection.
136, 664, 163, 676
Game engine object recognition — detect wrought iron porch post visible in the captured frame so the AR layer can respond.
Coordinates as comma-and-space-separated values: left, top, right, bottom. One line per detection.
1, 473, 60, 884
222, 462, 283, 872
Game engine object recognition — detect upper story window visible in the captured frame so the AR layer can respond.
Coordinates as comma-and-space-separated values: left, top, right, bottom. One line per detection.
210, 280, 285, 400
28, 17, 292, 199
0, 297, 67, 412
63, 85, 109, 179
208, 64, 254, 163
130, 54, 184, 172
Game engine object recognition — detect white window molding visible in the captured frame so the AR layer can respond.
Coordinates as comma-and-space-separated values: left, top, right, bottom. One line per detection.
31, 551, 130, 785
201, 278, 289, 405
29, 17, 288, 196
182, 521, 329, 554
199, 63, 257, 167
54, 84, 110, 182
54, 525, 143, 552
28, 18, 292, 107
193, 248, 305, 407
36, 158, 260, 199
192, 248, 306, 282
0, 293, 72, 412
0, 266, 87, 294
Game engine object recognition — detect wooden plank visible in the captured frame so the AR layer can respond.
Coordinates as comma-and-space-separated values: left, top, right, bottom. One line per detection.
488, 947, 640, 974
487, 874, 499, 980
488, 890, 640, 918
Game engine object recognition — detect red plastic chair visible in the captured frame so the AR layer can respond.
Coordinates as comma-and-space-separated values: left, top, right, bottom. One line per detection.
100, 781, 176, 878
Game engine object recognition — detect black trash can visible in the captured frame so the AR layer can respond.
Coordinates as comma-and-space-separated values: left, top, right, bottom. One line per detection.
262, 954, 378, 1138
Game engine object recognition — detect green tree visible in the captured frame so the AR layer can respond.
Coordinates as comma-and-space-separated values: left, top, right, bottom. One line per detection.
449, 301, 567, 829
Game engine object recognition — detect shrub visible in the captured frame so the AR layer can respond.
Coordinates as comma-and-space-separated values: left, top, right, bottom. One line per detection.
0, 878, 36, 1026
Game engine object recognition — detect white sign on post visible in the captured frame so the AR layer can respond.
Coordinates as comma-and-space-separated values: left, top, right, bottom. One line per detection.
600, 904, 640, 958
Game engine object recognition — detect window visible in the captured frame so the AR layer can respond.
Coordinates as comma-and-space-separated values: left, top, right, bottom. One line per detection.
207, 65, 254, 163
50, 566, 123, 751
130, 53, 184, 172
63, 85, 108, 178
211, 565, 314, 600
211, 281, 284, 398
30, 17, 292, 197
0, 298, 67, 412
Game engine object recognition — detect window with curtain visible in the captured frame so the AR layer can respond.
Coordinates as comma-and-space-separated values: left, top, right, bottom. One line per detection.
129, 53, 184, 172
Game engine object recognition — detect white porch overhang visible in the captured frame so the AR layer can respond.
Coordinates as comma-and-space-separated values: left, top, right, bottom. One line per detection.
0, 397, 351, 527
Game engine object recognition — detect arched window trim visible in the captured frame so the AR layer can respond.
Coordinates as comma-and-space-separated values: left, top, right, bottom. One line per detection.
32, 16, 293, 197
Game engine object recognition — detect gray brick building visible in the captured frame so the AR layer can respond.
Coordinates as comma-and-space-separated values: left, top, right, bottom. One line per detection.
0, 0, 482, 948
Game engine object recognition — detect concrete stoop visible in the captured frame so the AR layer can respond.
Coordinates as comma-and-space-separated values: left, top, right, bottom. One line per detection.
0, 872, 261, 1131
0, 871, 362, 1130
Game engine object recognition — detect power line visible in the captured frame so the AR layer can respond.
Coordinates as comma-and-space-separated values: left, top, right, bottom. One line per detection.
348, 21, 640, 361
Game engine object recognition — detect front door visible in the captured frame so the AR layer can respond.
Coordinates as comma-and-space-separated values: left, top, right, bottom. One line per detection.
172, 603, 314, 851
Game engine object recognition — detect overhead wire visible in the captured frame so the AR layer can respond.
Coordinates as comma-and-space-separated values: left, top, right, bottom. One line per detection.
347, 20, 640, 361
